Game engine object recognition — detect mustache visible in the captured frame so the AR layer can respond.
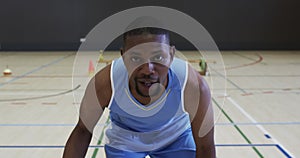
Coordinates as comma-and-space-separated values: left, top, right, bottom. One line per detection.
136, 75, 159, 82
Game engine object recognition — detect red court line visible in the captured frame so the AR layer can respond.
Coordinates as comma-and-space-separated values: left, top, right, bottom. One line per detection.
225, 53, 263, 70
0, 82, 28, 85
263, 91, 274, 94
11, 102, 27, 105
241, 93, 253, 96
41, 102, 57, 105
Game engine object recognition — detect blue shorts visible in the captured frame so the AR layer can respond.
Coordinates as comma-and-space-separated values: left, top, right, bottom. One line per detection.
104, 128, 196, 158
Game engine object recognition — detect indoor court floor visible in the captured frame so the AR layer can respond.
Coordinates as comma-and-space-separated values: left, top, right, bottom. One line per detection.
0, 51, 299, 158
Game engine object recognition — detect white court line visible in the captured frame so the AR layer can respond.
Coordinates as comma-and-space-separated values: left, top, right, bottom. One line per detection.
227, 96, 294, 157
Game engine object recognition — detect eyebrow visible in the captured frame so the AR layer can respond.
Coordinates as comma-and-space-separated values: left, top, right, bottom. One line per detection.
129, 50, 163, 56
151, 50, 164, 55
129, 51, 141, 56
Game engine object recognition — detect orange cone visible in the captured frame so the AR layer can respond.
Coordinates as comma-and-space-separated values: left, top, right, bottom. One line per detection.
88, 60, 95, 76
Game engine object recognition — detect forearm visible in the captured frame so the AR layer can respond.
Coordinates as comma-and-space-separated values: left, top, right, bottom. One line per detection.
196, 143, 216, 158
63, 126, 92, 158
192, 125, 216, 158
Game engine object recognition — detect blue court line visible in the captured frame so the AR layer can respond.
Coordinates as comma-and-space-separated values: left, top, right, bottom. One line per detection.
0, 123, 107, 127
0, 53, 73, 88
0, 145, 104, 148
212, 66, 293, 157
211, 68, 248, 93
0, 144, 277, 148
276, 145, 293, 158
213, 98, 263, 157
0, 144, 291, 158
1, 122, 299, 127
215, 122, 300, 126
264, 134, 272, 139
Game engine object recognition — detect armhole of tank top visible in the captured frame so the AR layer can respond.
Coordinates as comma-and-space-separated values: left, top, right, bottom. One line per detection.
181, 61, 189, 113
107, 60, 115, 109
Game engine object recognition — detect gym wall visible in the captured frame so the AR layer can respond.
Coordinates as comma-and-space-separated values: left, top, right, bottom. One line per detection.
0, 0, 299, 50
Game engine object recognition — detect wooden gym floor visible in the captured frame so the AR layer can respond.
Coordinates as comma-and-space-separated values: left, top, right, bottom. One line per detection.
0, 51, 299, 158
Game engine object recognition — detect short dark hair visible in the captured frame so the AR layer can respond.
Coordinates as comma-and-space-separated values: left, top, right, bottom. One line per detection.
123, 27, 170, 44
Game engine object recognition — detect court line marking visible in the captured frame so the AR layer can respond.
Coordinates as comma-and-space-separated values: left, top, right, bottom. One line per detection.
232, 52, 261, 62
0, 143, 291, 157
211, 68, 247, 94
1, 121, 300, 127
0, 85, 80, 102
0, 53, 73, 88
224, 75, 300, 77
211, 59, 294, 157
0, 52, 292, 157
92, 117, 110, 158
212, 98, 264, 157
0, 123, 109, 127
224, 53, 263, 70
0, 144, 280, 148
0, 75, 87, 78
0, 124, 76, 127
227, 96, 294, 158
216, 122, 300, 126
276, 145, 293, 158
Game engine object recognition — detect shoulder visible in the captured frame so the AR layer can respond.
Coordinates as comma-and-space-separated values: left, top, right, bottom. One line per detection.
184, 64, 211, 110
186, 64, 210, 93
184, 64, 211, 123
94, 65, 112, 108
95, 64, 111, 87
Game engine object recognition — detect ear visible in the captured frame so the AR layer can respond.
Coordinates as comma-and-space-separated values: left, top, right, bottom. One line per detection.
169, 45, 176, 60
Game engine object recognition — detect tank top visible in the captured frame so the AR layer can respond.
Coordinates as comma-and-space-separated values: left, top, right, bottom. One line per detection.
105, 57, 190, 152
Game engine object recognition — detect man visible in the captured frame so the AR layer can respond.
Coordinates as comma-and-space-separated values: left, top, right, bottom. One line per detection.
63, 27, 216, 158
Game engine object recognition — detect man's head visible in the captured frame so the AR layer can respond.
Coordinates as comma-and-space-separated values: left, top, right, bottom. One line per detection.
121, 27, 175, 99
122, 27, 170, 48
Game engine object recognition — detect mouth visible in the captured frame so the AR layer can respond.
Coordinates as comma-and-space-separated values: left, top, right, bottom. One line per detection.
138, 80, 158, 88
133, 77, 162, 97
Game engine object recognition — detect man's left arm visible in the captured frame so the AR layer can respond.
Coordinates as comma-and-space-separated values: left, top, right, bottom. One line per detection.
193, 75, 216, 158
185, 66, 216, 158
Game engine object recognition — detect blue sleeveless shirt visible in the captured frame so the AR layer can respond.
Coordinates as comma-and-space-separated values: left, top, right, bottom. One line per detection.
105, 57, 191, 152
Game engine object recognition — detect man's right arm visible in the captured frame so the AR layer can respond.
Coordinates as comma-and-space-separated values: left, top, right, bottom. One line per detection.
62, 119, 92, 158
63, 65, 112, 158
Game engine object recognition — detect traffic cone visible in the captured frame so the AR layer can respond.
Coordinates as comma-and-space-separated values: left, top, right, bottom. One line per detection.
88, 60, 95, 76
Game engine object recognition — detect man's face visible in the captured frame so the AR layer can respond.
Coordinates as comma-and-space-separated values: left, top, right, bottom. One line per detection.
121, 34, 174, 98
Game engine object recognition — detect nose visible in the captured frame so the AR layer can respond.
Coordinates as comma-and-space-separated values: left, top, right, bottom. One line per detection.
140, 62, 155, 75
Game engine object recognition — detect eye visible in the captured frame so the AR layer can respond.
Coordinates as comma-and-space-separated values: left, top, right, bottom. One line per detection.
151, 55, 163, 62
130, 56, 142, 63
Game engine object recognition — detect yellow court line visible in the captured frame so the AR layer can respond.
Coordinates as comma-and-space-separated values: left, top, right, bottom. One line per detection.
124, 88, 171, 111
